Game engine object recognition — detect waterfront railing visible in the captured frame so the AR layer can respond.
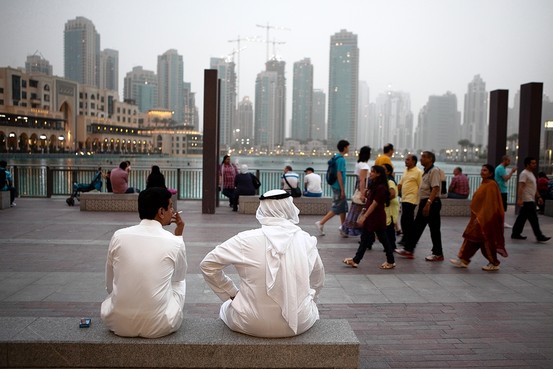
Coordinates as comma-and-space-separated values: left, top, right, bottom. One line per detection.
5, 165, 518, 204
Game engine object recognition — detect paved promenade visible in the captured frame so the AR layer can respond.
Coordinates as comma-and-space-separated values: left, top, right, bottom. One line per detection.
1, 197, 553, 368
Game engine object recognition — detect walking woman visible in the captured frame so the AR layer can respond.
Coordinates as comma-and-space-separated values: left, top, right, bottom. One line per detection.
343, 165, 396, 269
450, 164, 507, 271
341, 146, 371, 237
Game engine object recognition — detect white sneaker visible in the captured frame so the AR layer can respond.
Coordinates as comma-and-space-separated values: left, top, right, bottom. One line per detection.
504, 222, 512, 229
315, 221, 325, 236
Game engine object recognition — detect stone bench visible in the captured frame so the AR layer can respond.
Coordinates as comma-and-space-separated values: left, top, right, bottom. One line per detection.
79, 192, 177, 212
0, 191, 10, 209
544, 200, 553, 217
238, 196, 333, 215
0, 317, 359, 369
439, 198, 471, 217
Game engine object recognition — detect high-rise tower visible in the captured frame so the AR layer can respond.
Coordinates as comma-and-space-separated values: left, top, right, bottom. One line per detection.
291, 58, 313, 141
312, 89, 326, 141
462, 74, 488, 147
328, 29, 359, 148
415, 92, 461, 152
123, 66, 158, 113
157, 49, 184, 123
25, 53, 53, 76
64, 17, 100, 87
264, 58, 286, 146
254, 71, 278, 149
210, 57, 236, 149
100, 49, 119, 92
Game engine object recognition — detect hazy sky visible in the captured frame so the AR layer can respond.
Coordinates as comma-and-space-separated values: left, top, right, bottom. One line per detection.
2, 0, 553, 137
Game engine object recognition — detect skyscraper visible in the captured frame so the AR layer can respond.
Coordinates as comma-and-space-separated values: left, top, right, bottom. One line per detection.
236, 96, 254, 148
183, 82, 198, 130
100, 49, 119, 92
123, 66, 158, 113
312, 89, 326, 141
157, 49, 184, 123
291, 58, 313, 141
64, 16, 100, 87
462, 74, 488, 147
254, 71, 278, 149
210, 57, 236, 149
415, 92, 461, 152
328, 29, 359, 148
357, 81, 371, 147
25, 53, 53, 76
375, 90, 413, 151
264, 58, 286, 146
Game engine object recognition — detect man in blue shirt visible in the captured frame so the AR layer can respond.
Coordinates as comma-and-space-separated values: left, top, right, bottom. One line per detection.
494, 155, 516, 228
315, 140, 350, 236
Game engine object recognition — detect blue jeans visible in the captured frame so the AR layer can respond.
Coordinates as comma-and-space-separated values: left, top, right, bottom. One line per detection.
303, 191, 322, 197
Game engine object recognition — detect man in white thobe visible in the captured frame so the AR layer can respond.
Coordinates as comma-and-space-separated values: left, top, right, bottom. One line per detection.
101, 187, 187, 338
200, 189, 325, 338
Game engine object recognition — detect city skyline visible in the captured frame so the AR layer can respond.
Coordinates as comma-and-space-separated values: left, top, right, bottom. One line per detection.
2, 0, 553, 146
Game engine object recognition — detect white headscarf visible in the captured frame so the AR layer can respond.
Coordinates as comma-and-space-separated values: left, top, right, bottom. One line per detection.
255, 190, 316, 334
239, 164, 249, 174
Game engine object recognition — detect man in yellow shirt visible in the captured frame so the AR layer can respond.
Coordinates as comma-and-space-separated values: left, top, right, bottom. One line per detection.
397, 154, 422, 245
374, 143, 394, 169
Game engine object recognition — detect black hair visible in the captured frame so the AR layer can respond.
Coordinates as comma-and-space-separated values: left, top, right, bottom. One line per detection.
422, 151, 436, 163
358, 146, 371, 163
221, 155, 230, 164
410, 154, 418, 165
483, 164, 495, 180
524, 156, 536, 166
370, 165, 390, 207
337, 140, 350, 152
383, 143, 394, 154
0, 160, 7, 168
138, 187, 171, 220
119, 161, 128, 170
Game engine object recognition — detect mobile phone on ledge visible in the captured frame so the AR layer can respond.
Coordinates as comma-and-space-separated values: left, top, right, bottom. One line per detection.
79, 318, 91, 328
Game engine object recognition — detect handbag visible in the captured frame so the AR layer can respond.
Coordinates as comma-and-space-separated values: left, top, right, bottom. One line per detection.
283, 175, 302, 198
351, 189, 365, 205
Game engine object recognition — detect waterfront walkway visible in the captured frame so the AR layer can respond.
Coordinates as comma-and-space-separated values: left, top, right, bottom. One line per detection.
1, 197, 553, 368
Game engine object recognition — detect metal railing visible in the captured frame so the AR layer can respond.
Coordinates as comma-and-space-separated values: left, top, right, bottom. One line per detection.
5, 165, 518, 203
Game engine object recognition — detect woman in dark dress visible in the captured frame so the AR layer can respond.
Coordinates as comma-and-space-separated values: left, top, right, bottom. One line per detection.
343, 165, 396, 269
146, 165, 166, 189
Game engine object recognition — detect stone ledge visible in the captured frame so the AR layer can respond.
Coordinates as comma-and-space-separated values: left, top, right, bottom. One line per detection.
0, 317, 359, 369
545, 200, 553, 217
238, 196, 332, 215
0, 191, 10, 210
440, 198, 471, 217
79, 193, 177, 212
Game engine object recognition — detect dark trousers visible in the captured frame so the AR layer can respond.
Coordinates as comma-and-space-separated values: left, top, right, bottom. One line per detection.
501, 193, 508, 212
354, 229, 395, 264
5, 186, 17, 204
386, 219, 396, 249
404, 198, 443, 256
400, 202, 416, 242
222, 188, 236, 206
512, 201, 544, 238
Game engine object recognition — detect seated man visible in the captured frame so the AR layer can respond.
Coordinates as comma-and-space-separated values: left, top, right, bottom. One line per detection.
303, 167, 323, 197
101, 187, 186, 338
110, 161, 139, 193
200, 189, 325, 338
447, 167, 469, 199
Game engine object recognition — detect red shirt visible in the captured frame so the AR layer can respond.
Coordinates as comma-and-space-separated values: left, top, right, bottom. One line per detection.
448, 174, 470, 196
363, 184, 387, 232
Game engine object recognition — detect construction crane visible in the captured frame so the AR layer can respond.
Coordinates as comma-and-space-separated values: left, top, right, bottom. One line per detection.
269, 39, 286, 60
256, 22, 291, 61
228, 36, 263, 103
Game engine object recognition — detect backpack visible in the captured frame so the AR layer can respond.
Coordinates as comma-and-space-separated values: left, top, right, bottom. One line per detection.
326, 156, 338, 185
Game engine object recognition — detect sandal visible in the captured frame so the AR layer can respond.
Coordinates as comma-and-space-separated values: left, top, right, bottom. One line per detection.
379, 262, 396, 269
343, 258, 358, 268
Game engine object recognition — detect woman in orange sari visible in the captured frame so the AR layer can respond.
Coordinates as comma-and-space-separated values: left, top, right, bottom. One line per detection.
450, 164, 507, 271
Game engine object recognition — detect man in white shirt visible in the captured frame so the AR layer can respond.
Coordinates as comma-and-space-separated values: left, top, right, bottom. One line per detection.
281, 165, 299, 193
511, 157, 550, 242
303, 167, 323, 197
101, 187, 187, 338
200, 189, 325, 338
